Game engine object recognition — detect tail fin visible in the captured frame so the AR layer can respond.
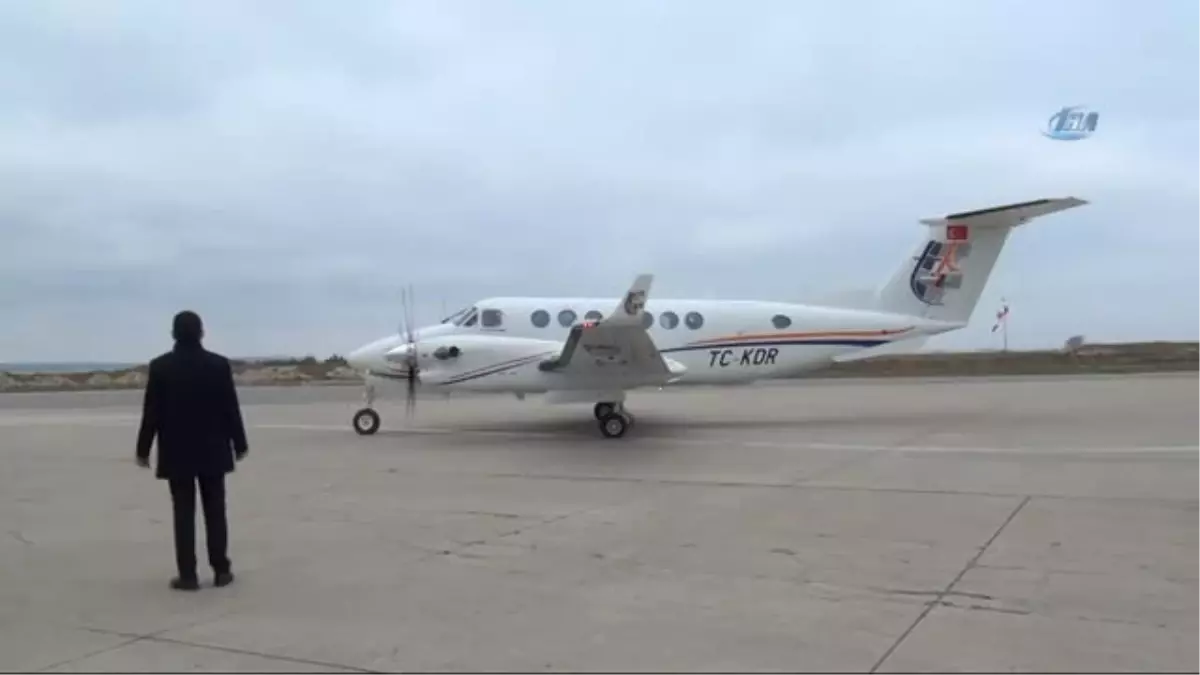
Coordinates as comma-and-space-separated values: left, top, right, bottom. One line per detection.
873, 197, 1087, 323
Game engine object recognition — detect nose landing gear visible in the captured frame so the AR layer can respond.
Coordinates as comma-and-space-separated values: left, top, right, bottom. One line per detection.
352, 383, 381, 436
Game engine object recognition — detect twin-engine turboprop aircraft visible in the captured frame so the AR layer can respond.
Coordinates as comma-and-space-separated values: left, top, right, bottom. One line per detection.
346, 197, 1087, 438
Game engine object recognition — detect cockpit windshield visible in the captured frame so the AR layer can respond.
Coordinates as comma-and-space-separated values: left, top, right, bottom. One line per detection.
440, 306, 478, 327
439, 307, 467, 324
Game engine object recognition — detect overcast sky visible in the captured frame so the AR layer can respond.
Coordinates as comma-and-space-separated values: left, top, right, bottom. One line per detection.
1, 0, 1197, 362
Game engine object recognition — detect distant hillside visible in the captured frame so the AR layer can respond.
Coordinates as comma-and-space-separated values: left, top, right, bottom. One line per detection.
0, 354, 354, 392
822, 341, 1199, 378
0, 342, 1194, 393
0, 362, 138, 374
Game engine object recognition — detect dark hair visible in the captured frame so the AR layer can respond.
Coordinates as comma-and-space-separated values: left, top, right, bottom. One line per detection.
172, 311, 204, 343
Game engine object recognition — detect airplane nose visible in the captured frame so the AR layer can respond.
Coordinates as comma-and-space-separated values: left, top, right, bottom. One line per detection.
383, 343, 413, 363
346, 344, 373, 370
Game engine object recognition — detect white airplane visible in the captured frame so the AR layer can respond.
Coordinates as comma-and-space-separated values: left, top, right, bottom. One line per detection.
345, 197, 1087, 439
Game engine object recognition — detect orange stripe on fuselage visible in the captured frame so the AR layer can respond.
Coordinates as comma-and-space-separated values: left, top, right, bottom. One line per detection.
688, 326, 916, 346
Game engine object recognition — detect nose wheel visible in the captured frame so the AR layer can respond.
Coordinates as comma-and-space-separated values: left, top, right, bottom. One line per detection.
352, 408, 380, 435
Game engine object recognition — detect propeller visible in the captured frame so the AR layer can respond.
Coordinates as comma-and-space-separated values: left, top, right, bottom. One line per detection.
399, 284, 418, 417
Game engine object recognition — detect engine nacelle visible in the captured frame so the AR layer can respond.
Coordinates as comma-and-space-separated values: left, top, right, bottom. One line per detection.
409, 333, 564, 391
433, 345, 461, 360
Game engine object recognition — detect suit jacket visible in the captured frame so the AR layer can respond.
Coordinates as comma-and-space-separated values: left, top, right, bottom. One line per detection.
136, 342, 249, 480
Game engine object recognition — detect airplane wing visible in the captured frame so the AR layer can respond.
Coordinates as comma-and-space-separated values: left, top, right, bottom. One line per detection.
538, 273, 686, 386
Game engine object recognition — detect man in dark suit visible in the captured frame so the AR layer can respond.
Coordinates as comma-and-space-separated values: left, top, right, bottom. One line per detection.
136, 310, 248, 591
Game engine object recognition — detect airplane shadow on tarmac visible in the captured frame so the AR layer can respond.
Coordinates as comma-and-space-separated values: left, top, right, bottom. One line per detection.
363, 408, 988, 445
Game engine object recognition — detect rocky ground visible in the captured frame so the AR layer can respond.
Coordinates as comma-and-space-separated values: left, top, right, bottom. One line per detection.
0, 360, 362, 393
0, 342, 1195, 393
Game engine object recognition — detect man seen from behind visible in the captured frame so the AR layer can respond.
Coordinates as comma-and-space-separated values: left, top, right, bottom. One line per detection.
136, 310, 248, 591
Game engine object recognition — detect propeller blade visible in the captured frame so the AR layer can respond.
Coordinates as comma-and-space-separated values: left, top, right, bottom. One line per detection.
401, 283, 418, 418
406, 364, 416, 417
399, 288, 413, 345
407, 283, 416, 345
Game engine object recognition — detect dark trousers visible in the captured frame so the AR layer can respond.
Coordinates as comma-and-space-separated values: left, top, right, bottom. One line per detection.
168, 475, 231, 580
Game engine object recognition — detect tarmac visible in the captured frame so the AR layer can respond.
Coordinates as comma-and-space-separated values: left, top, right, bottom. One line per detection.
1, 373, 1196, 672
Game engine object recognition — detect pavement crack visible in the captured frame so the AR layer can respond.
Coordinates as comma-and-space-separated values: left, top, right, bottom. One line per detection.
70, 626, 378, 673
869, 495, 1031, 673
869, 587, 992, 601
937, 600, 1031, 616
425, 505, 598, 562
35, 634, 146, 672
462, 471, 1196, 505
41, 617, 215, 673
457, 509, 524, 520
143, 635, 381, 673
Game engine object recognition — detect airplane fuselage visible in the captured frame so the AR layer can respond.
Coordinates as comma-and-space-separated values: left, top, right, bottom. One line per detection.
348, 297, 958, 396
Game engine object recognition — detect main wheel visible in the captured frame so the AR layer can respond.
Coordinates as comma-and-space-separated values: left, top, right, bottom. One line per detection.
352, 408, 381, 435
593, 402, 616, 419
598, 412, 629, 438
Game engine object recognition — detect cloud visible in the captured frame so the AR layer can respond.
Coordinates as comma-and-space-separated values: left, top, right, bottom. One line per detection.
1, 0, 1196, 362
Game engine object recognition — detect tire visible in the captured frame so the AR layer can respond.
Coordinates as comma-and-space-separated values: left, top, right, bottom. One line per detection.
598, 412, 628, 438
352, 408, 381, 435
593, 402, 616, 419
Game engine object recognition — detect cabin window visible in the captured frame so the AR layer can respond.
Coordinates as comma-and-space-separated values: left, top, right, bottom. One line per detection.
685, 311, 704, 330
641, 312, 654, 330
771, 314, 792, 329
480, 309, 504, 328
584, 310, 603, 322
463, 312, 478, 328
557, 308, 577, 327
660, 311, 679, 329
530, 309, 550, 328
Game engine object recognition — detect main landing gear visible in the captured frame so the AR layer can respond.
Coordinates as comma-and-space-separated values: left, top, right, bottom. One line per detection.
352, 383, 381, 436
593, 401, 635, 439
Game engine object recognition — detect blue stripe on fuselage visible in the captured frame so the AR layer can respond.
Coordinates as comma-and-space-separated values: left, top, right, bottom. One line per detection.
660, 338, 890, 353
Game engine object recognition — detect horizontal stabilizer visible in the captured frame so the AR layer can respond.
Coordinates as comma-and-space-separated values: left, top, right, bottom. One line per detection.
919, 197, 1088, 229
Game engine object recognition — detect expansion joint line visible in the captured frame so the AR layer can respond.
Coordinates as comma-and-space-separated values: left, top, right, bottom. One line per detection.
868, 495, 1031, 673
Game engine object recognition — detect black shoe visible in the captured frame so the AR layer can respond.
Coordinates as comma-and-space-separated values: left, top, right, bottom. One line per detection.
170, 576, 200, 591
214, 571, 235, 587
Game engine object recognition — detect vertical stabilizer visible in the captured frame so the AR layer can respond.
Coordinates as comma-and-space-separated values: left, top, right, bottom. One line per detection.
873, 197, 1087, 324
